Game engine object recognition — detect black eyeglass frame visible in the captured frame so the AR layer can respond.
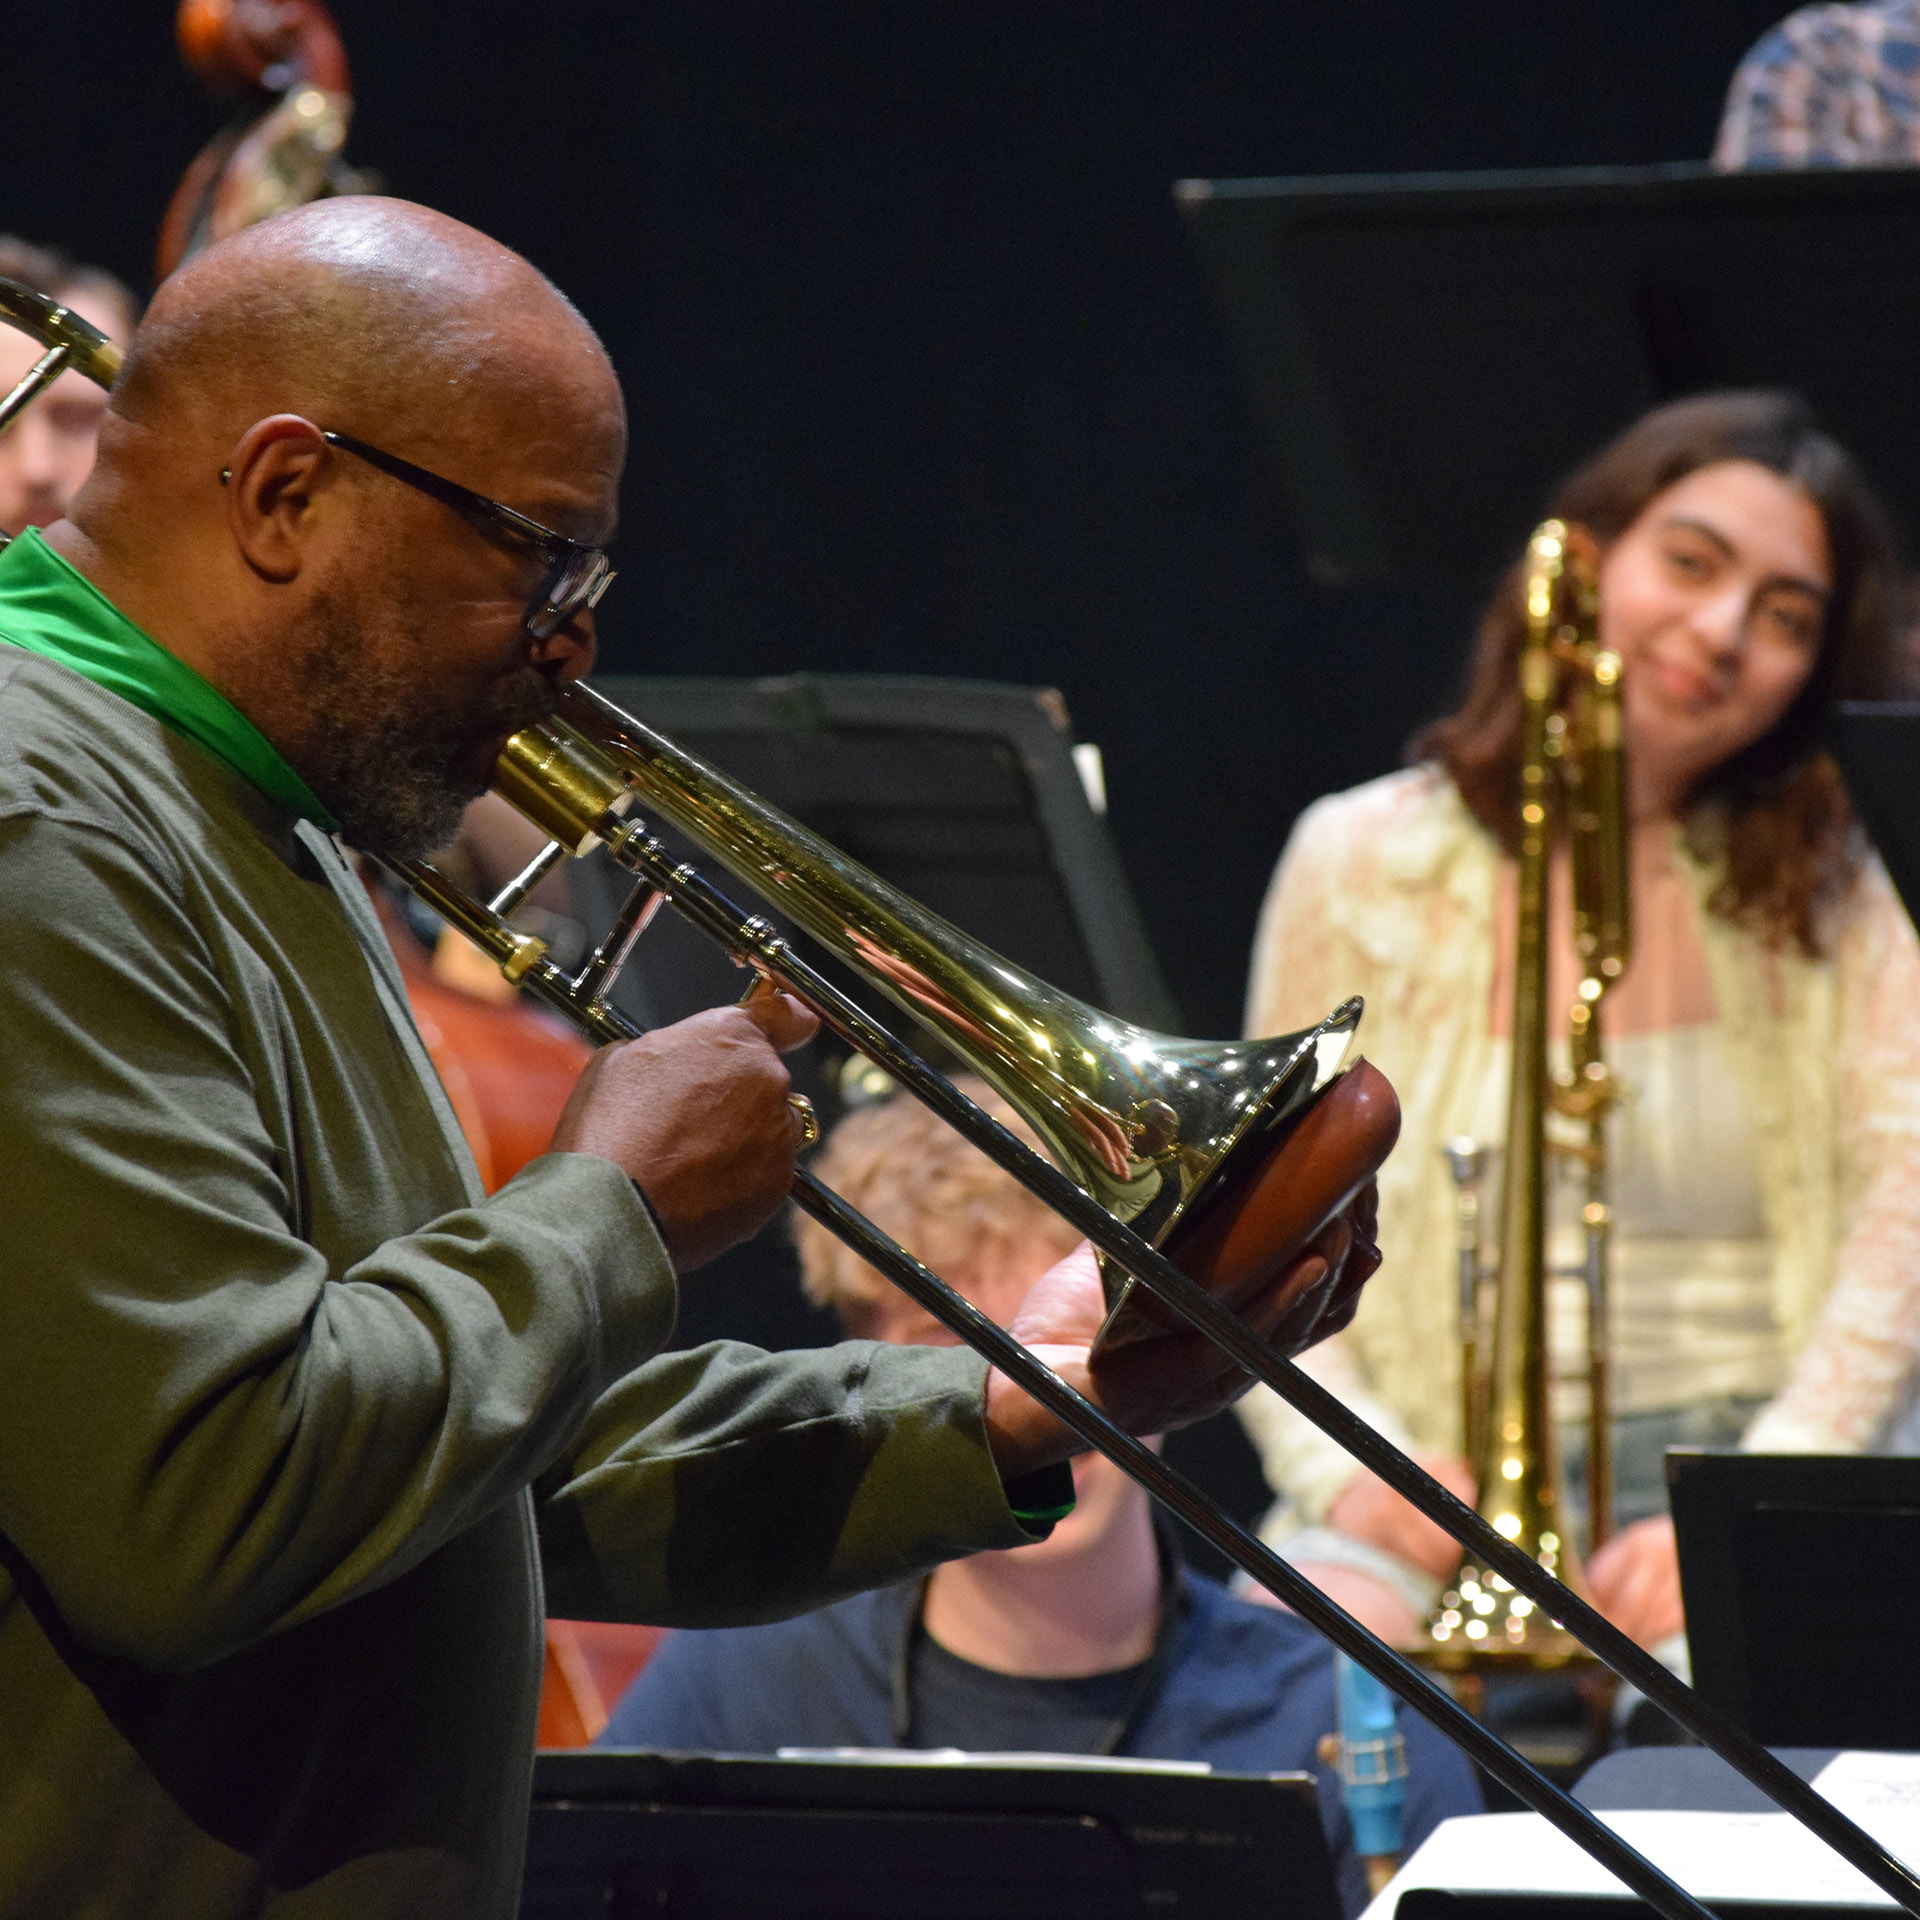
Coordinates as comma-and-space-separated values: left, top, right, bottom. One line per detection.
318, 429, 615, 639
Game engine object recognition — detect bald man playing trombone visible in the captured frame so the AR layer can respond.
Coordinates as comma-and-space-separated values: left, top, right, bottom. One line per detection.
0, 200, 1382, 1919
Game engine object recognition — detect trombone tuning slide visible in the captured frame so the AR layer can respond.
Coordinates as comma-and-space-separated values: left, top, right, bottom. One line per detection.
493, 721, 633, 854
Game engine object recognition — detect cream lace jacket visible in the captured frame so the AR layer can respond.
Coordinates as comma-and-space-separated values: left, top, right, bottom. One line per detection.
1238, 765, 1920, 1525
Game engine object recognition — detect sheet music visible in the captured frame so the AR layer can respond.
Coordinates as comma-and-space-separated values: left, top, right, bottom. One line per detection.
1360, 1808, 1907, 1917
774, 1746, 1213, 1774
1816, 1753, 1920, 1835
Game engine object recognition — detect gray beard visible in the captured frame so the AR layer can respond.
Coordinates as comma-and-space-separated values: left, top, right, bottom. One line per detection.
288, 590, 557, 862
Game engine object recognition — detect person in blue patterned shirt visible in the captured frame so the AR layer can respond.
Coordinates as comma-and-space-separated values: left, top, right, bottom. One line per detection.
1715, 1, 1920, 168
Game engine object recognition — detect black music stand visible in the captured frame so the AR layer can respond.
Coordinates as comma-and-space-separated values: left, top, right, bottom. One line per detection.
1176, 162, 1920, 593
558, 672, 1178, 1357
1669, 1449, 1920, 1749
569, 673, 1175, 1046
523, 1749, 1340, 1920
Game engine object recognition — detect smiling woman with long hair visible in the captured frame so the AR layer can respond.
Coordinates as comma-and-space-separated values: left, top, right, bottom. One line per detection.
1235, 391, 1920, 1654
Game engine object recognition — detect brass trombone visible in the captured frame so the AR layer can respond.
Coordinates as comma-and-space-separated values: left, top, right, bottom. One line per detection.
5, 279, 1917, 1920
1425, 519, 1631, 1671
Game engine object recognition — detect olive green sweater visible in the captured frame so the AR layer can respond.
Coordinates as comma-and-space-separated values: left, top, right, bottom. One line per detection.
0, 545, 1044, 1917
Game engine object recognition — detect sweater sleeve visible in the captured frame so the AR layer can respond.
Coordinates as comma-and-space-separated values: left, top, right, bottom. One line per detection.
0, 812, 677, 1671
541, 1339, 1051, 1627
1245, 794, 1354, 1046
1746, 857, 1920, 1452
1239, 799, 1381, 1522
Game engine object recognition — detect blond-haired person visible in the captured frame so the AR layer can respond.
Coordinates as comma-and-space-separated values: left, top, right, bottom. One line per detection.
599, 1084, 1481, 1918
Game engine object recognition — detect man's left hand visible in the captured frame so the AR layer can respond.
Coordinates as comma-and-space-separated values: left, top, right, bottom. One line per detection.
981, 1184, 1378, 1479
1586, 1514, 1685, 1647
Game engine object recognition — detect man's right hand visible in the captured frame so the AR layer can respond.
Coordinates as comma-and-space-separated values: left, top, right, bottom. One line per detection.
549, 989, 820, 1270
981, 1186, 1381, 1481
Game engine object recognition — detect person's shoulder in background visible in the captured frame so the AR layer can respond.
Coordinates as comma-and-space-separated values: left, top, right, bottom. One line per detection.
1143, 1572, 1484, 1828
1715, 0, 1920, 170
1140, 1572, 1478, 1810
1282, 764, 1462, 866
596, 1584, 908, 1754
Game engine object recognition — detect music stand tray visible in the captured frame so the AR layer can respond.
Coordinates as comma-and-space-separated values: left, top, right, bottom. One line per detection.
524, 1748, 1340, 1920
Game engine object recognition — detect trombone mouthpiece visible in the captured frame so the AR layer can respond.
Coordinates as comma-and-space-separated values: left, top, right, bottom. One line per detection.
493, 718, 633, 855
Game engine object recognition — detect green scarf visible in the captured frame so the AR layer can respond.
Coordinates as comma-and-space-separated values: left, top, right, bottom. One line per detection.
0, 527, 339, 830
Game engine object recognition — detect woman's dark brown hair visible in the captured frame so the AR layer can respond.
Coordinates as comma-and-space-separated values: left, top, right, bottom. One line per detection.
1411, 391, 1908, 956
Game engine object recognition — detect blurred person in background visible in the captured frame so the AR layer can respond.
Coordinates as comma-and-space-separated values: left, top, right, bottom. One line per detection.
1237, 392, 1920, 1664
0, 237, 137, 535
1715, 1, 1920, 168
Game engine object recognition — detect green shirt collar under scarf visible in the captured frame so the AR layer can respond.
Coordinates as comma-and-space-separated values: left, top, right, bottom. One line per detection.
0, 527, 338, 830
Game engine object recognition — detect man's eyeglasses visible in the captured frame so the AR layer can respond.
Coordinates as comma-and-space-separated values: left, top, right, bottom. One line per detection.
319, 430, 615, 640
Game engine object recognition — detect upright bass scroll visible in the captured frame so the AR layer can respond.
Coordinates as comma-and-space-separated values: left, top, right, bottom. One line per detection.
157, 0, 379, 281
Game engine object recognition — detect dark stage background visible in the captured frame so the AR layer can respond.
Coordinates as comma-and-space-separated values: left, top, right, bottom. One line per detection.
8, 0, 1805, 1565
11, 3, 1794, 1044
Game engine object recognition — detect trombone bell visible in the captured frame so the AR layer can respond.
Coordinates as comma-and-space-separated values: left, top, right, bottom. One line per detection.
503, 690, 1386, 1347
